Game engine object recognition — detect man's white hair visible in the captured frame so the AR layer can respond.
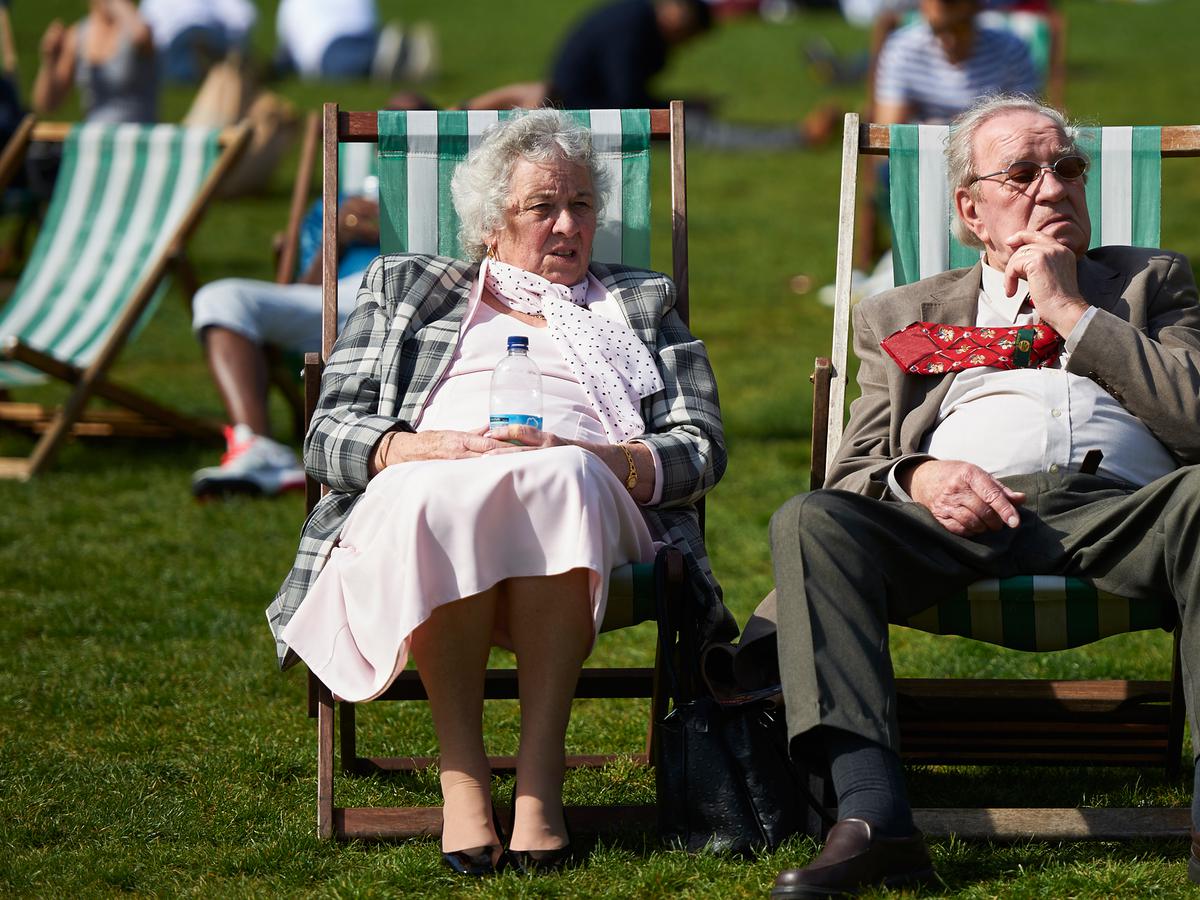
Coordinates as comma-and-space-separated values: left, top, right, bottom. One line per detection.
450, 108, 610, 261
947, 94, 1083, 249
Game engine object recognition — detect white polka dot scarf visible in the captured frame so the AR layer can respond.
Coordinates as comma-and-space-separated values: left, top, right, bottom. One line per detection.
484, 257, 664, 443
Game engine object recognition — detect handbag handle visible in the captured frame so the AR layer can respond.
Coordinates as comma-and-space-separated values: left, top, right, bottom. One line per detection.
654, 550, 697, 707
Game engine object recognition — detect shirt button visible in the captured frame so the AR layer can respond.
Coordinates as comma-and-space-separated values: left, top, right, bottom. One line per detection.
1049, 463, 1060, 473
1051, 408, 1062, 417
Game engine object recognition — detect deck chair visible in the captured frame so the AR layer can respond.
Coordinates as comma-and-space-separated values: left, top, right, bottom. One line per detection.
0, 118, 251, 479
304, 101, 695, 840
813, 113, 1200, 840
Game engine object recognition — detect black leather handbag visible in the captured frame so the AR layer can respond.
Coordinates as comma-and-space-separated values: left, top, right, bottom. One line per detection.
654, 583, 833, 855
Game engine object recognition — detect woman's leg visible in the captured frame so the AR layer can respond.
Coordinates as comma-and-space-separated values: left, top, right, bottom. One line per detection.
410, 587, 501, 854
503, 569, 593, 852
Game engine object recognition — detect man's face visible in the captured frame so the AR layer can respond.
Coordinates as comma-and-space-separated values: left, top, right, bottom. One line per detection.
954, 110, 1092, 268
920, 0, 979, 35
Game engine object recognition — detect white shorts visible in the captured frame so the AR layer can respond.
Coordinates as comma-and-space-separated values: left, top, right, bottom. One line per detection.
191, 271, 364, 353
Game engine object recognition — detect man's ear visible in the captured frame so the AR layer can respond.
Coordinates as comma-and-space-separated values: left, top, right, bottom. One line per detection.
954, 186, 988, 247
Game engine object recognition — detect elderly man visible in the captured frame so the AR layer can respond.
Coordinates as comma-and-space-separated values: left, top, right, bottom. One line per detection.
769, 95, 1200, 897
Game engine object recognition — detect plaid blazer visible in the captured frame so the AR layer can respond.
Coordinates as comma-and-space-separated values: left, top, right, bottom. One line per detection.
266, 254, 734, 667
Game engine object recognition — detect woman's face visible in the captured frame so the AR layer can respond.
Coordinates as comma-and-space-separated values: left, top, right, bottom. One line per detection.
491, 157, 597, 285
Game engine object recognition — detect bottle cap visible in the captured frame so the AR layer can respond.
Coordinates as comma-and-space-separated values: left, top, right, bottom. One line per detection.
507, 336, 529, 351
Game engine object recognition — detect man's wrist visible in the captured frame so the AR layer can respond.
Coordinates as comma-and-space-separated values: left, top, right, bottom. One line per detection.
887, 454, 934, 502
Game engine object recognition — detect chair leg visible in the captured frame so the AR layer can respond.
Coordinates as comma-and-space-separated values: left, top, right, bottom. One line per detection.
1167, 627, 1185, 781
317, 680, 336, 840
340, 702, 358, 775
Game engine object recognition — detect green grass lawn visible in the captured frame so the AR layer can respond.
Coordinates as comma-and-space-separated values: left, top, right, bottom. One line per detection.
2, 0, 1200, 896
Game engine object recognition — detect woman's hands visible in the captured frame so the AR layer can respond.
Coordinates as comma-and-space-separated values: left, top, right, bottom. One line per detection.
370, 428, 513, 476
372, 425, 656, 502
484, 424, 572, 451
485, 426, 656, 503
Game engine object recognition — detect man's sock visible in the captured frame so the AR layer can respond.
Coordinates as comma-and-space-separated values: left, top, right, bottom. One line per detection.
823, 727, 914, 838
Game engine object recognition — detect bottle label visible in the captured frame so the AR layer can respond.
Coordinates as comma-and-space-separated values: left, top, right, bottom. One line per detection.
489, 413, 543, 430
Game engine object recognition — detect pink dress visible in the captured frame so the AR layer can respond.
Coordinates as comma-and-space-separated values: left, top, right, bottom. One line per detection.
280, 300, 656, 702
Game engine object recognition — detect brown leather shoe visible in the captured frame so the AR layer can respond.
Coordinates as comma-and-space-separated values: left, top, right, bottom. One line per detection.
771, 818, 936, 898
1190, 829, 1200, 884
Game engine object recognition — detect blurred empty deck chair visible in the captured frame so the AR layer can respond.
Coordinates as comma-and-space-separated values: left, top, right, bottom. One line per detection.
0, 119, 249, 479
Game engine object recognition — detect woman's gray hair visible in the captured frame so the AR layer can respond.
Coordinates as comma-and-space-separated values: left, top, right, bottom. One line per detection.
947, 94, 1083, 248
450, 108, 609, 261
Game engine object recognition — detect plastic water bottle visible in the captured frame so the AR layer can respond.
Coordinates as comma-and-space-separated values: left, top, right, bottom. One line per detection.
489, 336, 543, 431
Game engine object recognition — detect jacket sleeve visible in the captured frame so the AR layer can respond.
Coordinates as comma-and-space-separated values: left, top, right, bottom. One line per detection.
633, 279, 727, 509
824, 301, 903, 498
303, 257, 411, 492
1068, 251, 1200, 464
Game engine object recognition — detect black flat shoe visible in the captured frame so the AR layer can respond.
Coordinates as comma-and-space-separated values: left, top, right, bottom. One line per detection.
441, 844, 507, 876
508, 780, 574, 875
441, 804, 509, 876
508, 843, 573, 874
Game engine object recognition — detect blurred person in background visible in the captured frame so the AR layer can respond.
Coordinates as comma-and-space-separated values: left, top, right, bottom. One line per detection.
33, 0, 158, 123
274, 0, 437, 84
873, 0, 1038, 125
139, 0, 257, 84
467, 0, 839, 151
189, 191, 382, 500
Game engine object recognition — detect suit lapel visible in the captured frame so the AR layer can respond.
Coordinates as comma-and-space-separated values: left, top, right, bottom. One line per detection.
920, 261, 983, 326
896, 264, 983, 454
1076, 255, 1124, 314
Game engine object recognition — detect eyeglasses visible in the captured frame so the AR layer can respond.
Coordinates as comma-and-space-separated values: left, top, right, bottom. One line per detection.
970, 155, 1089, 187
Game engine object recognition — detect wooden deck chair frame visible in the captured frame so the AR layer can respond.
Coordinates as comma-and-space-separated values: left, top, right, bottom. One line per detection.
811, 112, 1200, 840
0, 116, 251, 479
304, 101, 695, 841
261, 110, 323, 441
270, 112, 395, 440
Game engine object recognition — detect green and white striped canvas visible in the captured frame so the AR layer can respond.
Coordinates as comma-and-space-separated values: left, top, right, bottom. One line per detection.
338, 140, 378, 198
0, 123, 220, 388
373, 109, 651, 268
888, 124, 1162, 286
904, 576, 1168, 651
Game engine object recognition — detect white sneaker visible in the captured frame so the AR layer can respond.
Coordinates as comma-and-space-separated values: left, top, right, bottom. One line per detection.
372, 22, 406, 83
401, 22, 439, 83
192, 425, 306, 499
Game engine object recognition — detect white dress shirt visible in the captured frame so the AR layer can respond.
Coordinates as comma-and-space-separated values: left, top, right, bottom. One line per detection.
890, 262, 1177, 495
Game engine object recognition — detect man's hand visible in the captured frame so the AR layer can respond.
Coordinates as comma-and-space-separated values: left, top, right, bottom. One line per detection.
900, 459, 1026, 536
1003, 231, 1090, 336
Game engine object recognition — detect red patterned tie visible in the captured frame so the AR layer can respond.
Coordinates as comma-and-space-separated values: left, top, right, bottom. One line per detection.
880, 320, 1063, 374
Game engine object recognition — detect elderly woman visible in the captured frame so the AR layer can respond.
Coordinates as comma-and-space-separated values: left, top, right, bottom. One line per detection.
266, 109, 732, 875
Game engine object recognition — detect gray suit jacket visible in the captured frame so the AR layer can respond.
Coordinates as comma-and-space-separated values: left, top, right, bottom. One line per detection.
728, 247, 1200, 688
828, 246, 1200, 497
266, 253, 736, 667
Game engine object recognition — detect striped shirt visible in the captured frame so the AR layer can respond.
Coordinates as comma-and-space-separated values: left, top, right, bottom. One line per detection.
875, 22, 1039, 124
